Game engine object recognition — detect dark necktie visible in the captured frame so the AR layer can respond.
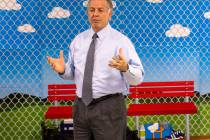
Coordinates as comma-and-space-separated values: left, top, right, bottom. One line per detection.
82, 33, 98, 106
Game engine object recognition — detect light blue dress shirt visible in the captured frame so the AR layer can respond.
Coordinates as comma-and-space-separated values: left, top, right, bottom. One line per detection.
60, 24, 144, 98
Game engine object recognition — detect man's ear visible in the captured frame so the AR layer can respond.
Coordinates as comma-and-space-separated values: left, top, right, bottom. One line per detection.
109, 10, 113, 20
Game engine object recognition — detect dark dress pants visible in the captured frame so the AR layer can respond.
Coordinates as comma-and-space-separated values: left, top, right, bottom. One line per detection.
73, 94, 127, 140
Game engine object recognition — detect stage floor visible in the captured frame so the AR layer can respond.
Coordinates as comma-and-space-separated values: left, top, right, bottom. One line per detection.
191, 136, 210, 140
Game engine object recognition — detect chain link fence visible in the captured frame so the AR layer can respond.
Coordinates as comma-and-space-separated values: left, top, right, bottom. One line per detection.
0, 0, 209, 139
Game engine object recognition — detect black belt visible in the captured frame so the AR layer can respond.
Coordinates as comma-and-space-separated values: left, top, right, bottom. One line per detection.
77, 93, 122, 105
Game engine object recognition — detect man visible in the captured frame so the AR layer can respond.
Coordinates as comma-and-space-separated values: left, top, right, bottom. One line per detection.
47, 0, 144, 139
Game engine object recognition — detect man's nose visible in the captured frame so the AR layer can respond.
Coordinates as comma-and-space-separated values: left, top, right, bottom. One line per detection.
93, 9, 99, 16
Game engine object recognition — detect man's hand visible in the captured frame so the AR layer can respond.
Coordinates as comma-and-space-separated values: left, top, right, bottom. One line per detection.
47, 50, 65, 73
108, 48, 128, 72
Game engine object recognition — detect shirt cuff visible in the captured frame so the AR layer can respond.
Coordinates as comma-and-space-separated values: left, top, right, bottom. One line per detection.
123, 64, 135, 76
58, 70, 65, 76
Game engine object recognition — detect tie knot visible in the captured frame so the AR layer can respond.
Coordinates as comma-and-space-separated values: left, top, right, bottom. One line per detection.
92, 33, 98, 40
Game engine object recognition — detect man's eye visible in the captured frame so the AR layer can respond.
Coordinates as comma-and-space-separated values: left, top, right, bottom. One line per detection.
98, 9, 104, 13
90, 9, 95, 12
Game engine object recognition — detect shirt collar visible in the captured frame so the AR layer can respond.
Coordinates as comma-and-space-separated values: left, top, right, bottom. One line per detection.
90, 23, 111, 41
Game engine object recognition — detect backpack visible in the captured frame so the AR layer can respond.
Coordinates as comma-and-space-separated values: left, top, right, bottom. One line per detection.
126, 127, 139, 140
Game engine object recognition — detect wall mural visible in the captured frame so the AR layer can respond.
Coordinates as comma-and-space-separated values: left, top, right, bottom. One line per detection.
0, 0, 209, 98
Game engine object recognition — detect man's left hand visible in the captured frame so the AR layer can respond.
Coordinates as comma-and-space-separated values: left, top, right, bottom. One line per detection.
108, 48, 128, 72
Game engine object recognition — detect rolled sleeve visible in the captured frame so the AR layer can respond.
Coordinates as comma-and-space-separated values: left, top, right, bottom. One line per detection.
122, 37, 144, 86
59, 41, 75, 80
123, 64, 144, 85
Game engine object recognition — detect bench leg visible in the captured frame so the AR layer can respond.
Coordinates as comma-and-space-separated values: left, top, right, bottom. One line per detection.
134, 98, 139, 131
135, 116, 139, 131
53, 119, 59, 127
185, 114, 190, 140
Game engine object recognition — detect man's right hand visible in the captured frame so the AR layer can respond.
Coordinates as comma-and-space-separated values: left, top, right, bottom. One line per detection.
47, 50, 65, 74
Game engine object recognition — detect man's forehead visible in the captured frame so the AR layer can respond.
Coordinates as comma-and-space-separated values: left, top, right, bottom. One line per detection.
88, 0, 108, 8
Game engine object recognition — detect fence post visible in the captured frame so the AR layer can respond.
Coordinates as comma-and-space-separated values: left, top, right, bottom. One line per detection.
185, 96, 190, 140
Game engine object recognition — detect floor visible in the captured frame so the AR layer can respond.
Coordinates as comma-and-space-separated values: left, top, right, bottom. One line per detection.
190, 136, 210, 140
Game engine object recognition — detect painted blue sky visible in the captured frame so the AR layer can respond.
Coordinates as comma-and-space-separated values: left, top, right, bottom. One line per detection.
0, 0, 209, 98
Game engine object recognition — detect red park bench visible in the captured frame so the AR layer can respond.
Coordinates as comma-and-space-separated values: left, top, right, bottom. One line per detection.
44, 81, 198, 140
45, 84, 76, 120
127, 81, 198, 140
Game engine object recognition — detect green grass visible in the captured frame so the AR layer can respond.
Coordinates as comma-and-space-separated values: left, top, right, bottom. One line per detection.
0, 105, 47, 140
0, 102, 209, 139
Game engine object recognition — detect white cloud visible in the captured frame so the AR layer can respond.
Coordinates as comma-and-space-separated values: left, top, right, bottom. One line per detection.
165, 24, 190, 38
48, 7, 70, 19
204, 11, 210, 19
83, 0, 88, 7
0, 0, 21, 10
17, 24, 36, 33
83, 0, 117, 8
112, 1, 116, 8
146, 0, 163, 3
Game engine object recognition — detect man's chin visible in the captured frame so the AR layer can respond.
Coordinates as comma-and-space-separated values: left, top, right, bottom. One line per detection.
92, 25, 102, 32
92, 23, 100, 27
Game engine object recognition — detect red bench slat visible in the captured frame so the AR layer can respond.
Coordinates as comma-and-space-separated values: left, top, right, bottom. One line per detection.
131, 81, 194, 87
129, 85, 194, 93
48, 96, 76, 101
45, 106, 73, 119
48, 89, 76, 95
129, 91, 194, 98
130, 86, 194, 93
127, 102, 198, 116
48, 84, 76, 89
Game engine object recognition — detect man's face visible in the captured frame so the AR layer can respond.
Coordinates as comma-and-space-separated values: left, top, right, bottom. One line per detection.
87, 0, 112, 32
